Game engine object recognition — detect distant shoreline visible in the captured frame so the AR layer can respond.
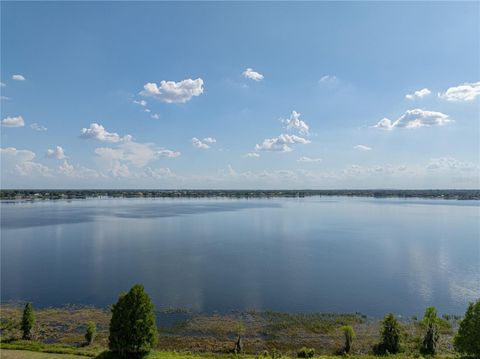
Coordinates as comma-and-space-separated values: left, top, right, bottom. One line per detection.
1, 189, 479, 201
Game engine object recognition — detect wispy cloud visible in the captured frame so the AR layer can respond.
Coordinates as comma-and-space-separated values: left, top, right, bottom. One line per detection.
298, 156, 322, 163
30, 123, 48, 131
192, 137, 216, 149
354, 144, 372, 151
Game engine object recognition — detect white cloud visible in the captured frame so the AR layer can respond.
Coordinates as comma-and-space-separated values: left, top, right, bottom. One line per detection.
133, 99, 147, 106
143, 167, 173, 179
58, 160, 99, 178
46, 146, 66, 160
1, 115, 24, 127
298, 156, 322, 163
140, 78, 204, 103
30, 123, 47, 131
15, 162, 50, 176
12, 74, 26, 81
426, 157, 478, 172
438, 81, 480, 102
144, 108, 151, 113
151, 114, 160, 120
1, 96, 10, 101
255, 134, 311, 152
0, 147, 36, 162
245, 152, 260, 158
373, 109, 453, 130
354, 144, 372, 151
283, 110, 309, 135
319, 75, 337, 83
0, 82, 6, 87
405, 88, 431, 100
1, 147, 50, 177
80, 123, 132, 143
192, 137, 216, 149
242, 68, 264, 81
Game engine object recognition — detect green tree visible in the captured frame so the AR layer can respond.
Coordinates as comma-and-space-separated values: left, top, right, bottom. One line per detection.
85, 321, 97, 345
108, 284, 157, 357
21, 302, 35, 340
454, 299, 480, 357
380, 313, 401, 354
421, 307, 440, 355
341, 325, 355, 354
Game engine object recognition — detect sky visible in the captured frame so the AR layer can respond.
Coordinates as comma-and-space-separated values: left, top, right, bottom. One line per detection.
1, 1, 479, 189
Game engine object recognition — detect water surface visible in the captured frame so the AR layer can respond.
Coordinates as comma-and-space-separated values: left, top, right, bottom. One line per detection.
1, 197, 479, 316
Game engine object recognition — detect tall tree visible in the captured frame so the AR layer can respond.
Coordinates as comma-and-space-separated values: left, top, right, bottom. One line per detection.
454, 299, 480, 357
341, 325, 355, 354
21, 302, 35, 340
380, 313, 401, 354
108, 284, 157, 357
421, 307, 440, 355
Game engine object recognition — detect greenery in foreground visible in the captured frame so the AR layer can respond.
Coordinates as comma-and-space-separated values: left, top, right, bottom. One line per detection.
1, 286, 479, 358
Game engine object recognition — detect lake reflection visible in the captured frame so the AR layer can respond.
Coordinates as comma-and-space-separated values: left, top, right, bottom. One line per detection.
1, 197, 479, 316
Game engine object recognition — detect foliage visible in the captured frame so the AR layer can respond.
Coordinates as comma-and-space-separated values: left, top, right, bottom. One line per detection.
297, 347, 315, 358
374, 313, 401, 355
342, 325, 356, 354
108, 284, 157, 358
21, 303, 35, 340
420, 307, 439, 355
85, 322, 97, 345
454, 299, 480, 357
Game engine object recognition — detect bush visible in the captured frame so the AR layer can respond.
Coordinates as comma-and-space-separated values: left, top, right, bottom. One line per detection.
108, 284, 157, 358
454, 299, 480, 357
375, 313, 401, 354
297, 347, 315, 358
420, 307, 439, 355
341, 325, 355, 354
85, 321, 97, 345
21, 303, 35, 340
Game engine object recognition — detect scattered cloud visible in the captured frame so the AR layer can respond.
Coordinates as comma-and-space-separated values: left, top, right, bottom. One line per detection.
255, 134, 310, 152
405, 88, 431, 100
46, 146, 66, 160
354, 144, 372, 151
245, 152, 260, 158
298, 156, 322, 163
438, 81, 480, 102
144, 108, 151, 113
12, 74, 26, 81
1, 147, 50, 177
140, 78, 204, 103
1, 96, 10, 101
133, 99, 147, 106
192, 137, 216, 149
283, 110, 309, 135
373, 109, 452, 130
58, 160, 100, 178
1, 115, 24, 127
242, 68, 264, 81
1, 147, 36, 162
319, 75, 337, 83
30, 123, 47, 131
426, 157, 478, 172
80, 123, 132, 143
0, 82, 6, 87
151, 114, 160, 120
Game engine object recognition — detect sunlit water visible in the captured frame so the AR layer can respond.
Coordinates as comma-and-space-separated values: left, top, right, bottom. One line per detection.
1, 197, 479, 316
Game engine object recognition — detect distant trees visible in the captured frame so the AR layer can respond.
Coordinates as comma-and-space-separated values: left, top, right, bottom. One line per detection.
374, 313, 401, 354
108, 284, 157, 358
454, 299, 480, 357
21, 302, 35, 340
421, 307, 440, 355
341, 325, 355, 354
85, 321, 97, 345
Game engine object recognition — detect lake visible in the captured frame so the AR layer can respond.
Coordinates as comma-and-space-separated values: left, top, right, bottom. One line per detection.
1, 197, 479, 316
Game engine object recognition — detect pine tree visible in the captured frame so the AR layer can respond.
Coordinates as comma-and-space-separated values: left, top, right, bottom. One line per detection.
454, 299, 480, 357
380, 313, 401, 354
21, 302, 35, 340
421, 307, 440, 355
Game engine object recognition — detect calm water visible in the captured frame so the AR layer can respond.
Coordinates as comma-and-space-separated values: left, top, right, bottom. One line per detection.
1, 197, 479, 316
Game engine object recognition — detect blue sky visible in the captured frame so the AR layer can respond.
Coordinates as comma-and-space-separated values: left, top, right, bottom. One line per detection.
1, 1, 479, 189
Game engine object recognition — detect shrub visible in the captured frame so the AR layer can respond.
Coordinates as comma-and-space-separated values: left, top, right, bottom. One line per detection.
454, 299, 480, 357
421, 307, 439, 355
375, 313, 401, 354
85, 321, 97, 345
341, 325, 355, 354
108, 284, 157, 357
21, 302, 35, 340
297, 347, 315, 358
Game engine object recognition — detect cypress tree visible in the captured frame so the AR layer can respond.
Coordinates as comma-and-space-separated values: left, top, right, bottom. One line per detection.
21, 302, 35, 340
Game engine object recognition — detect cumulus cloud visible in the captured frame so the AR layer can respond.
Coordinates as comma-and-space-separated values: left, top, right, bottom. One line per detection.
1, 147, 50, 177
1, 115, 24, 127
373, 109, 452, 130
319, 75, 337, 83
405, 88, 431, 100
30, 123, 47, 131
133, 99, 147, 106
242, 68, 264, 81
1, 147, 36, 162
283, 110, 309, 135
255, 134, 310, 152
298, 156, 322, 162
80, 123, 132, 143
192, 137, 216, 149
12, 74, 26, 81
426, 157, 478, 172
438, 81, 480, 102
140, 78, 204, 103
354, 144, 372, 151
58, 160, 99, 178
46, 146, 66, 160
